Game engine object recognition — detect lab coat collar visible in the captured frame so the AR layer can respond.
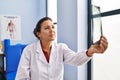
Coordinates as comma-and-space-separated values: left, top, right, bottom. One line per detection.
35, 41, 48, 64
35, 40, 57, 64
35, 40, 57, 54
36, 40, 43, 54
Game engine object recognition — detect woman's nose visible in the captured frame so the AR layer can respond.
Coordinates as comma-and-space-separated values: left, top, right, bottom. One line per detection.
50, 27, 55, 32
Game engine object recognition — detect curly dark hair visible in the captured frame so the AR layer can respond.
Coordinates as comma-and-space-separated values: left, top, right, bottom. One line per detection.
33, 17, 53, 39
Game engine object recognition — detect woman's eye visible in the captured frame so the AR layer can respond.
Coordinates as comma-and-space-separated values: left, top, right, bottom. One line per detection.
44, 25, 55, 29
44, 26, 49, 29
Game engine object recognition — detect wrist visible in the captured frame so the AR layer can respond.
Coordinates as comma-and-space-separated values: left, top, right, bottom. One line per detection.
86, 49, 93, 57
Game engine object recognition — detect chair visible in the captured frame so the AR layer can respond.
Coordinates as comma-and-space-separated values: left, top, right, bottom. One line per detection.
4, 39, 26, 80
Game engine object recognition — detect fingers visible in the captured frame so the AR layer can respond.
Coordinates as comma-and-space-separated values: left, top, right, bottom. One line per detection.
101, 36, 108, 47
100, 36, 108, 53
89, 36, 108, 54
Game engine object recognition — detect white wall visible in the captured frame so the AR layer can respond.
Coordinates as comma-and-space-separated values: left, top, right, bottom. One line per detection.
0, 0, 47, 44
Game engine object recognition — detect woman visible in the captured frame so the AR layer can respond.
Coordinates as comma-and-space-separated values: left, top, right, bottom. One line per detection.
15, 17, 108, 80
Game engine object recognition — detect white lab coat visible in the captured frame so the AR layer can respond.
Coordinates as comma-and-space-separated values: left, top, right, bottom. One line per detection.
15, 41, 91, 80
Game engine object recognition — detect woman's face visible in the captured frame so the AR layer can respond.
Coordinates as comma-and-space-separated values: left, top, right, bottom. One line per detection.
37, 20, 56, 42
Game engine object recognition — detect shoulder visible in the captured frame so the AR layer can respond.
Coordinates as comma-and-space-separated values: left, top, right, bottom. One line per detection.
23, 42, 37, 52
26, 42, 37, 48
54, 42, 69, 49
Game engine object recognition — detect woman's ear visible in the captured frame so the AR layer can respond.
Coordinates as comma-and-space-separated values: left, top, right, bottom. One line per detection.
37, 32, 41, 38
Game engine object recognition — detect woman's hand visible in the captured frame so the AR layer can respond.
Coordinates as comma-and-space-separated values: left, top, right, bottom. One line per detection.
87, 36, 108, 57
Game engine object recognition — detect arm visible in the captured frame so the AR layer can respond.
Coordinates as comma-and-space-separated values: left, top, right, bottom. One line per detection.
62, 44, 91, 66
62, 36, 108, 66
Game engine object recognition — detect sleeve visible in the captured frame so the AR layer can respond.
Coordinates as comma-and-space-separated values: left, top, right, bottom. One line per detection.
15, 46, 31, 80
62, 44, 92, 66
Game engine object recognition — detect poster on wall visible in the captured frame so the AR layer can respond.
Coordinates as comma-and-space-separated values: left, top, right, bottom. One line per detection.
0, 15, 21, 41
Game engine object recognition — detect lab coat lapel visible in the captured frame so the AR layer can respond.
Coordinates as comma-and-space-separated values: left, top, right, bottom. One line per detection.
36, 41, 48, 64
49, 43, 57, 64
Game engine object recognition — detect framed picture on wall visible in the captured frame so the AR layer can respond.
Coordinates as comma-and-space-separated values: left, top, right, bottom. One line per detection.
0, 15, 21, 41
